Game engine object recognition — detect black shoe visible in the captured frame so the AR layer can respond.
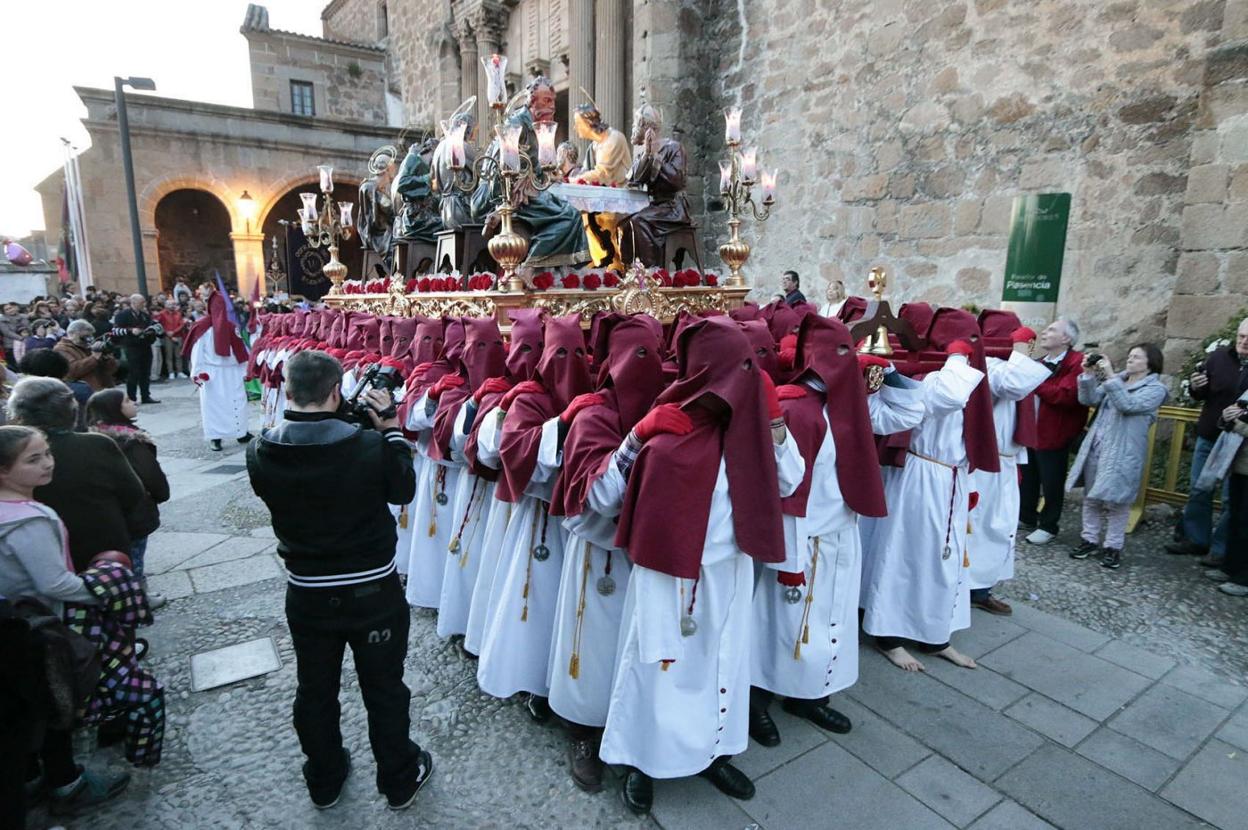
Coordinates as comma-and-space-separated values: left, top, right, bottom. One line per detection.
526, 693, 552, 724
1165, 540, 1206, 557
1069, 541, 1099, 560
567, 735, 604, 793
237, 433, 254, 444
749, 705, 781, 747
386, 749, 433, 810
210, 439, 223, 452
699, 760, 755, 800
783, 699, 852, 734
307, 749, 350, 809
141, 398, 161, 404
621, 769, 653, 816
1101, 549, 1122, 570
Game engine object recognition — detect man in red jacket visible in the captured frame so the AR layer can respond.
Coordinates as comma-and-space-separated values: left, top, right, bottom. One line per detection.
1019, 318, 1088, 545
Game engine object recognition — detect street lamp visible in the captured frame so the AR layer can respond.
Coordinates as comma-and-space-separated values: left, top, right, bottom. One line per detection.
237, 190, 258, 233
114, 75, 156, 297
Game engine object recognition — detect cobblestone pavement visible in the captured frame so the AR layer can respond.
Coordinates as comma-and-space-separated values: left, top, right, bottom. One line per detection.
31, 381, 1248, 830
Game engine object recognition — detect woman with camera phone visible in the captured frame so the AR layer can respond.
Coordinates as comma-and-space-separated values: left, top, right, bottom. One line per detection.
1064, 344, 1168, 569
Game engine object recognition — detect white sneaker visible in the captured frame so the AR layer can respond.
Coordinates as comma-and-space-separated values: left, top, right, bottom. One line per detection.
1219, 582, 1248, 597
1025, 529, 1055, 545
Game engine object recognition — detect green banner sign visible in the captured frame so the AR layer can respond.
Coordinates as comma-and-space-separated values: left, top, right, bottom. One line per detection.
1001, 193, 1071, 304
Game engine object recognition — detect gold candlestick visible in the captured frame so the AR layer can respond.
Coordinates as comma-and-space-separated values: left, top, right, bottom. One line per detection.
716, 130, 775, 288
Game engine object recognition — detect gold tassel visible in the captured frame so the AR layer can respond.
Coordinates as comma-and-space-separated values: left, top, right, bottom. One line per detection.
399, 505, 408, 530
427, 519, 437, 537
794, 539, 821, 661
963, 549, 970, 568
568, 542, 592, 679
568, 654, 580, 679
519, 509, 539, 622
521, 605, 528, 622
660, 660, 671, 672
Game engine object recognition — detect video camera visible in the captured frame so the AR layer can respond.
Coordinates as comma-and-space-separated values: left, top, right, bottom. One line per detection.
342, 362, 402, 427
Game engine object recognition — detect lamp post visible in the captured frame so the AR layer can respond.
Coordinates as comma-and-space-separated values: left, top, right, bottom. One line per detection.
114, 75, 156, 297
237, 190, 258, 233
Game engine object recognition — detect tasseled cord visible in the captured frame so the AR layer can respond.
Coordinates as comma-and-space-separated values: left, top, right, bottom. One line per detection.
794, 537, 820, 660
568, 541, 593, 679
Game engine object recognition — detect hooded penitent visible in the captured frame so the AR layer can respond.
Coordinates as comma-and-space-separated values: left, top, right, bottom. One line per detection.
429, 317, 507, 462
495, 314, 591, 503
977, 308, 1039, 449
736, 319, 781, 382
781, 314, 886, 519
182, 290, 248, 364
614, 316, 785, 578
550, 313, 665, 517
926, 308, 1000, 474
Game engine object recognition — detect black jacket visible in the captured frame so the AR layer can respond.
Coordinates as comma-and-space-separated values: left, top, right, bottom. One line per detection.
112, 308, 157, 348
34, 430, 147, 572
246, 412, 415, 586
1191, 345, 1248, 440
91, 428, 170, 539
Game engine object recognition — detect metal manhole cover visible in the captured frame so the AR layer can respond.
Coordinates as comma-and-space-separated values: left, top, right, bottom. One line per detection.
204, 464, 247, 475
190, 637, 282, 692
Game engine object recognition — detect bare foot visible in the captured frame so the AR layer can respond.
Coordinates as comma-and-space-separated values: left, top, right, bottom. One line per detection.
881, 646, 925, 672
933, 646, 977, 669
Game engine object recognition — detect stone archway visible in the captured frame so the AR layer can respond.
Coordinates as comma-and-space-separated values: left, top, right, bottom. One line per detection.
260, 178, 364, 298
154, 189, 236, 291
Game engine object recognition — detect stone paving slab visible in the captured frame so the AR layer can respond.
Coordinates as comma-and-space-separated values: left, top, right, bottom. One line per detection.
1160, 740, 1248, 830
651, 777, 755, 830
1093, 639, 1177, 681
825, 696, 932, 778
847, 650, 1046, 782
1160, 664, 1248, 710
921, 652, 1031, 711
1004, 693, 1099, 748
997, 744, 1207, 830
1075, 727, 1183, 792
1107, 682, 1230, 760
143, 531, 233, 575
895, 754, 1001, 827
188, 553, 281, 594
1006, 604, 1111, 653
1215, 707, 1248, 752
143, 568, 194, 601
745, 742, 954, 830
952, 610, 1028, 659
733, 706, 828, 780
979, 632, 1152, 721
967, 800, 1056, 830
181, 535, 275, 570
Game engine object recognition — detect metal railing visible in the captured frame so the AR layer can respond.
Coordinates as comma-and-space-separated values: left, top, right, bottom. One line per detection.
1129, 404, 1206, 532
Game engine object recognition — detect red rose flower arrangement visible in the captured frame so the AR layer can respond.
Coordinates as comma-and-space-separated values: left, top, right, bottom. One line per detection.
561, 273, 580, 289
704, 273, 719, 286
582, 272, 602, 290
531, 272, 555, 290
603, 271, 621, 287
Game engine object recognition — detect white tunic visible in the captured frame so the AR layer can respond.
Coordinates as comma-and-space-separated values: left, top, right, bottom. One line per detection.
599, 434, 805, 779
403, 391, 461, 609
462, 407, 512, 656
967, 352, 1051, 590
435, 403, 495, 638
189, 333, 249, 441
858, 356, 985, 645
546, 447, 634, 728
751, 380, 925, 700
477, 418, 567, 699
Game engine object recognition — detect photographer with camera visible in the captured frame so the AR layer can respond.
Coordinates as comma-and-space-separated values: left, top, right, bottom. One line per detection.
112, 294, 161, 405
55, 320, 119, 392
1167, 317, 1248, 566
1064, 343, 1168, 569
245, 350, 433, 812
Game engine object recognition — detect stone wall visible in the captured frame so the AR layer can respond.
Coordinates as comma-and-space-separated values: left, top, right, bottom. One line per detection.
322, 0, 384, 42
680, 0, 1228, 352
1166, 1, 1248, 365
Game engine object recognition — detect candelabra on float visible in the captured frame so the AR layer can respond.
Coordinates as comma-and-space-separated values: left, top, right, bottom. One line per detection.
717, 107, 778, 288
443, 54, 560, 293
297, 165, 354, 295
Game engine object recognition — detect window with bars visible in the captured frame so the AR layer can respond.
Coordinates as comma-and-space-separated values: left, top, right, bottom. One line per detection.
290, 81, 315, 116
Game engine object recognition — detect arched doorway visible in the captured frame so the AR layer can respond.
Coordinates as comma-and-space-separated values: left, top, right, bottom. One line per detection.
261, 180, 363, 300
155, 189, 235, 291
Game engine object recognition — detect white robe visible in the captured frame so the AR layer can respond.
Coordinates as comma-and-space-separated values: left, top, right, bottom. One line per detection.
189, 333, 249, 440
477, 418, 566, 699
546, 448, 633, 729
599, 434, 805, 779
463, 407, 512, 656
751, 380, 925, 700
435, 404, 494, 638
859, 355, 985, 645
403, 391, 461, 608
967, 352, 1051, 590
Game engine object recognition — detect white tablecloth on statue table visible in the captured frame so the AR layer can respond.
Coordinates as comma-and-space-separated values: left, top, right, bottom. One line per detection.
549, 183, 651, 214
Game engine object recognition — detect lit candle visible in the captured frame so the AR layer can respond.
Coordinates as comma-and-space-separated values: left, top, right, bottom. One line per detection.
482, 53, 508, 106
300, 192, 319, 218
318, 164, 334, 193
761, 169, 777, 203
719, 160, 733, 194
502, 124, 522, 172
449, 123, 467, 168
338, 201, 354, 227
535, 122, 558, 168
740, 148, 757, 182
724, 107, 742, 144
